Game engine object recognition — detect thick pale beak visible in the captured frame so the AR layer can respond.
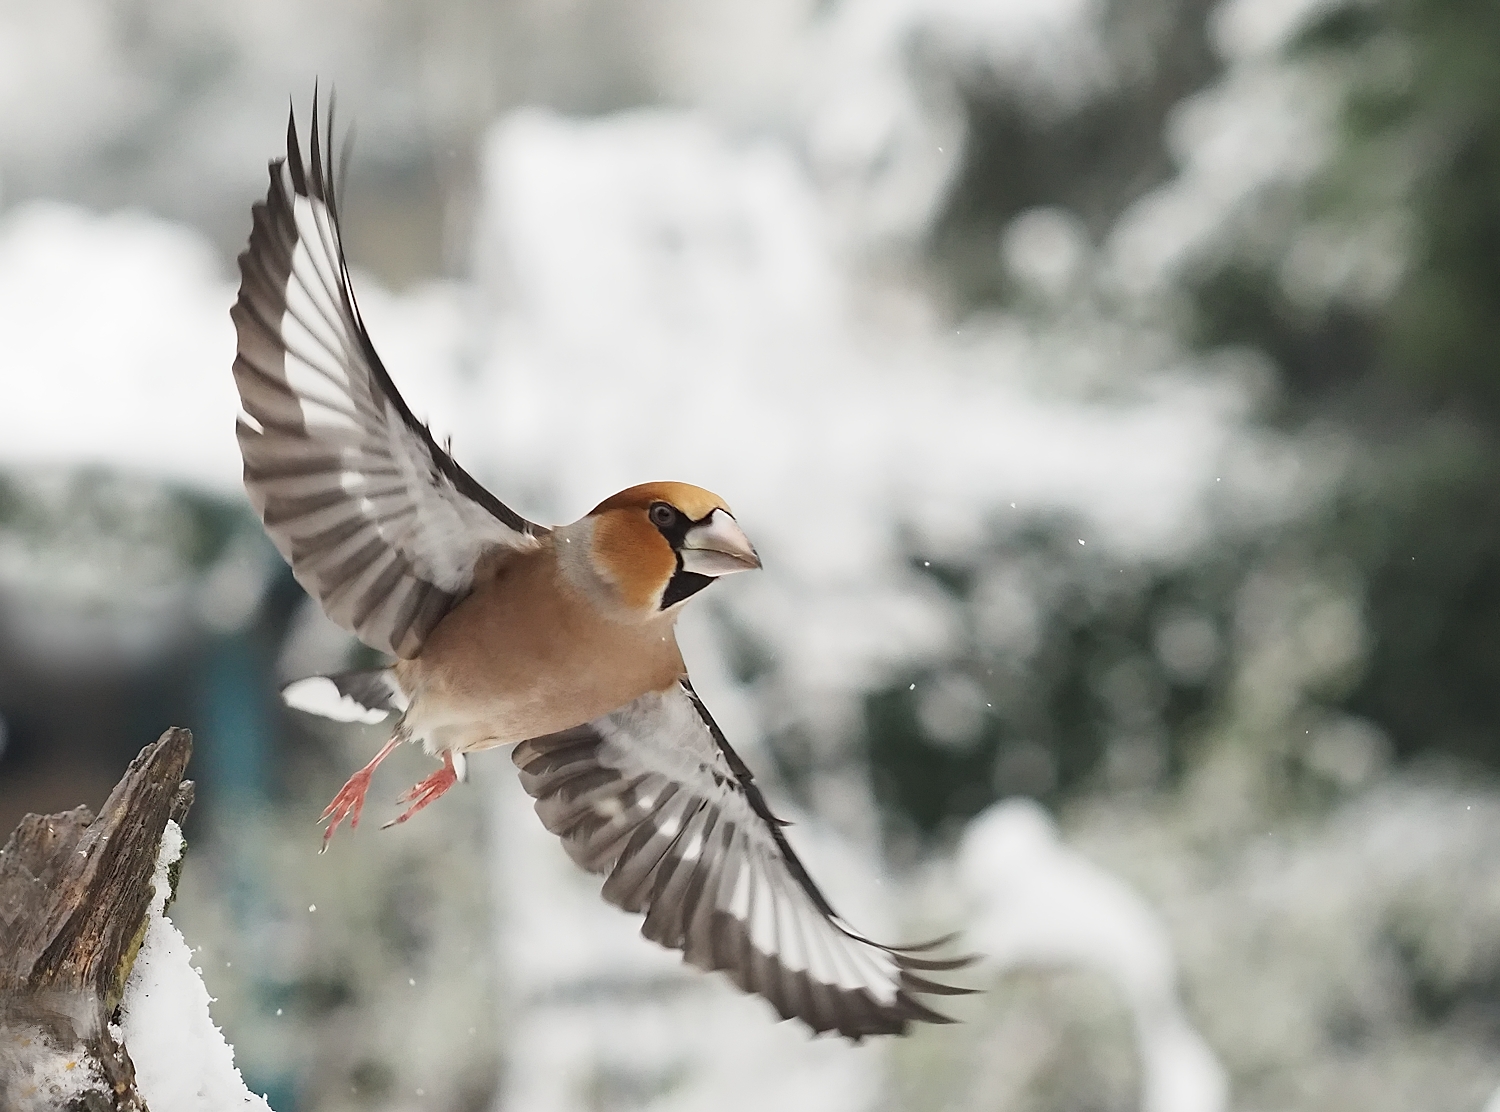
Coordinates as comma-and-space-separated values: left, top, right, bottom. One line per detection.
680, 509, 761, 576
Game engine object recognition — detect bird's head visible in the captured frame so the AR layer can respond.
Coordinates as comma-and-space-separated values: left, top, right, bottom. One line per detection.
562, 481, 761, 619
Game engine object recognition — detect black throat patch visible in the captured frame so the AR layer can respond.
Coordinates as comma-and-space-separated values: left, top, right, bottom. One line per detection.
654, 504, 718, 610
661, 567, 713, 609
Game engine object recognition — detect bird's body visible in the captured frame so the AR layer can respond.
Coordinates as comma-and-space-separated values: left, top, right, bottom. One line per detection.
230, 97, 972, 1040
393, 519, 686, 756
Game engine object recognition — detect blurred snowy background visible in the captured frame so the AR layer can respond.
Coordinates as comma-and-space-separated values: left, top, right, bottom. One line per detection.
4, 0, 1500, 1109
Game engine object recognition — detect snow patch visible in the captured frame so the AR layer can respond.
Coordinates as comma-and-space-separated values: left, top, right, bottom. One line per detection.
116, 820, 273, 1112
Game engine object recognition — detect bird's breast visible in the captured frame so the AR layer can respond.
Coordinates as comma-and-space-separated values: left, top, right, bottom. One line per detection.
394, 549, 684, 751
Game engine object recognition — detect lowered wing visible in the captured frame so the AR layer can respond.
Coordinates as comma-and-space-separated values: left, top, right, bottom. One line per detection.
513, 681, 975, 1039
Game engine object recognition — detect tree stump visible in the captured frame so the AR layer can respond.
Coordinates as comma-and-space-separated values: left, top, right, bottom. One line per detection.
0, 727, 195, 1111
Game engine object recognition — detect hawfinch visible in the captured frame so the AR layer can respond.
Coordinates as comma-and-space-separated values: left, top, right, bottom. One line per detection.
229, 101, 972, 1040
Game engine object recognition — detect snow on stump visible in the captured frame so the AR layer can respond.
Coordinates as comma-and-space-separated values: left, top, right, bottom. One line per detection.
0, 728, 194, 1110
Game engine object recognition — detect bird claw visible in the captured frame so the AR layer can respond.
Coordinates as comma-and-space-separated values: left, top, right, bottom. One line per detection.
318, 770, 372, 852
382, 753, 459, 830
318, 735, 402, 852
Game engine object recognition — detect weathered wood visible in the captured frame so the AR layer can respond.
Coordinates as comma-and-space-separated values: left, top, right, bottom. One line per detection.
0, 727, 195, 1112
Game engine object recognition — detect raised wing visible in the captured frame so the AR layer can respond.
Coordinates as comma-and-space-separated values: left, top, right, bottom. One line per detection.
231, 98, 547, 659
512, 681, 976, 1039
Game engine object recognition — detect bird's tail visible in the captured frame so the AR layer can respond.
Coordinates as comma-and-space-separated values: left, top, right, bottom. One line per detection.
282, 667, 408, 724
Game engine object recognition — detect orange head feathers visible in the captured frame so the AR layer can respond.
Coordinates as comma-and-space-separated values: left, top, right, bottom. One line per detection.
589, 481, 730, 520
583, 482, 760, 615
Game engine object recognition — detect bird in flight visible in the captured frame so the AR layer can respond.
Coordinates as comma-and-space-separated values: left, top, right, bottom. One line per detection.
230, 97, 973, 1039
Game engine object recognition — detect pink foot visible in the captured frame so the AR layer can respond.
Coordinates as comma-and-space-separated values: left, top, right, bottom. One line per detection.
319, 735, 402, 852
382, 751, 459, 829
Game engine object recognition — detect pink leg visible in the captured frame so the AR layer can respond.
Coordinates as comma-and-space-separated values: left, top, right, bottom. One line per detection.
382, 751, 459, 829
319, 734, 402, 852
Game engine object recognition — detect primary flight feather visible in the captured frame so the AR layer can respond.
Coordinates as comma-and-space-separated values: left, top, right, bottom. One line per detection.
230, 97, 973, 1040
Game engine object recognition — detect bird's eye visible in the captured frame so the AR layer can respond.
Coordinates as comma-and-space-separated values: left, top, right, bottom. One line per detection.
649, 502, 677, 528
